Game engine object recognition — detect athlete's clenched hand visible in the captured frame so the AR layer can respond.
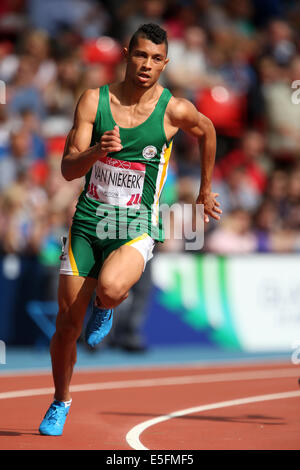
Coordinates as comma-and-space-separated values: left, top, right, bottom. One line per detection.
196, 191, 222, 224
98, 125, 123, 155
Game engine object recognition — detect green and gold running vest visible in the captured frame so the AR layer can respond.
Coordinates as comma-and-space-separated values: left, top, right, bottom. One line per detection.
73, 84, 173, 242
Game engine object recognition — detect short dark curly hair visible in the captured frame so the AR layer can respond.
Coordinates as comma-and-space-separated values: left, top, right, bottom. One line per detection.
128, 23, 168, 55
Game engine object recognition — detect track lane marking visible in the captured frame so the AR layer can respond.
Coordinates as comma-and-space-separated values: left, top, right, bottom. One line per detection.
0, 367, 298, 400
126, 390, 300, 450
0, 357, 292, 377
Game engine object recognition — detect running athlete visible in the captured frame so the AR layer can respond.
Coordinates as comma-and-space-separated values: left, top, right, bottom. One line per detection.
39, 23, 222, 436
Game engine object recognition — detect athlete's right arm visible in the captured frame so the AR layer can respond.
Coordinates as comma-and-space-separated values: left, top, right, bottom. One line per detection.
61, 89, 122, 181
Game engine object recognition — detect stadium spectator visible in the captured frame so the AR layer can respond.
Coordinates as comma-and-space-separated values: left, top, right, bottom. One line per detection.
213, 165, 261, 215
260, 54, 300, 160
0, 127, 35, 191
21, 29, 57, 91
214, 130, 270, 194
206, 208, 257, 254
7, 54, 46, 117
120, 0, 167, 42
282, 165, 300, 230
43, 55, 80, 118
164, 26, 211, 94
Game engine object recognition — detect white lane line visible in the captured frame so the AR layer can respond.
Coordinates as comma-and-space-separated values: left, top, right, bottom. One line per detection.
126, 390, 300, 450
0, 355, 293, 378
0, 357, 292, 378
0, 367, 298, 400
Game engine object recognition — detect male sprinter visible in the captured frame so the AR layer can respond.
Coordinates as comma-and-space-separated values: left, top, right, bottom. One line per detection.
39, 23, 222, 436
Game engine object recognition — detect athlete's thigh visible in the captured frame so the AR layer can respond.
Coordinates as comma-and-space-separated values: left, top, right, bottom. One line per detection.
57, 274, 97, 325
60, 226, 102, 279
98, 244, 145, 294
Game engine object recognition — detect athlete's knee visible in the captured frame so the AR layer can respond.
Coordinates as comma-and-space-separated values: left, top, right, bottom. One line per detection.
55, 309, 82, 342
99, 292, 129, 309
97, 279, 128, 308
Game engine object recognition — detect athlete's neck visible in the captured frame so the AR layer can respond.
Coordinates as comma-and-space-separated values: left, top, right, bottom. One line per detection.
117, 79, 161, 106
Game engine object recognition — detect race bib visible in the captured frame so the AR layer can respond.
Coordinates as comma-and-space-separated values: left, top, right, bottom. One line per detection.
86, 156, 146, 208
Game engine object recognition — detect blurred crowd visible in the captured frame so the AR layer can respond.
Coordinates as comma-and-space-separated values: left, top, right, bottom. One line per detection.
0, 0, 300, 263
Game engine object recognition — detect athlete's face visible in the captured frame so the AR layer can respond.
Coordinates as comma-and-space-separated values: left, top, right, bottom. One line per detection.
125, 38, 169, 88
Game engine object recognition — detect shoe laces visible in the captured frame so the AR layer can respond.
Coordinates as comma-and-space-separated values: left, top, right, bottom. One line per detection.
92, 309, 112, 329
46, 403, 65, 423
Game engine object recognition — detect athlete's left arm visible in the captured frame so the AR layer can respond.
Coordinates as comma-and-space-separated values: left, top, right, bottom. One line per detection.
169, 98, 222, 223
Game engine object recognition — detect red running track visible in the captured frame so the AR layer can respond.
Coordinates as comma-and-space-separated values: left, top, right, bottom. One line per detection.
0, 361, 299, 450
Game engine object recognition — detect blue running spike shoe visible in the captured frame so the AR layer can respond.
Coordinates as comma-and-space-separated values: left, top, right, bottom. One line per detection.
39, 400, 71, 436
85, 301, 114, 348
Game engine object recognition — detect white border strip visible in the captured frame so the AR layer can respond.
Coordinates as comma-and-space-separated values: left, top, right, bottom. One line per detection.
126, 390, 300, 450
